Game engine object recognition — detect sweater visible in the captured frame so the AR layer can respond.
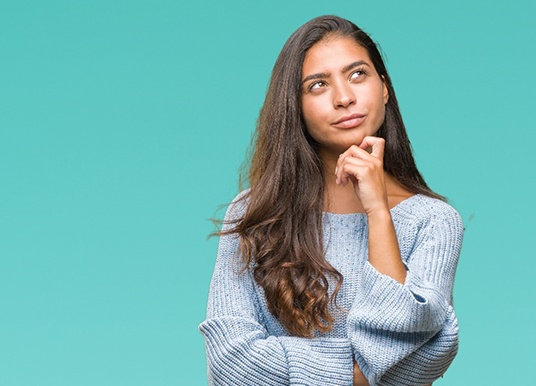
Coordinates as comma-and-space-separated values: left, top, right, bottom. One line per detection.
199, 193, 464, 386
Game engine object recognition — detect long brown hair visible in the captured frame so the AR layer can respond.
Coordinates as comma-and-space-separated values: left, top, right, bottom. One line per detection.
221, 15, 442, 337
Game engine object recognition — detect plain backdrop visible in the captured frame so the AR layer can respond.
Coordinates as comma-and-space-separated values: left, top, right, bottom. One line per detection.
1, 0, 535, 384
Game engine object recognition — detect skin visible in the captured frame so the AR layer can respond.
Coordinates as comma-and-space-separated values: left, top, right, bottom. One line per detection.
302, 36, 431, 386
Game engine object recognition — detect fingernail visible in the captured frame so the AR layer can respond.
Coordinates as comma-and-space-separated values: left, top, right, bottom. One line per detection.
335, 167, 338, 175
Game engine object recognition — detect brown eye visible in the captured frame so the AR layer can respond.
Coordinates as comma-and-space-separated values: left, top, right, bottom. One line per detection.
308, 81, 326, 92
350, 69, 367, 81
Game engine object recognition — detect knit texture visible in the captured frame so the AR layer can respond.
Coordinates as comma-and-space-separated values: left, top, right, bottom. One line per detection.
199, 193, 463, 386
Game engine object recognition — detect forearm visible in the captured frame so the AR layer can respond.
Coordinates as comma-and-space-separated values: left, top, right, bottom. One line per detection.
201, 317, 354, 385
367, 209, 406, 283
348, 244, 460, 385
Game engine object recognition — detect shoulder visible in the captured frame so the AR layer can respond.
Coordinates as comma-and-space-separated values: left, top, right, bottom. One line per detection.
222, 189, 251, 224
393, 194, 464, 235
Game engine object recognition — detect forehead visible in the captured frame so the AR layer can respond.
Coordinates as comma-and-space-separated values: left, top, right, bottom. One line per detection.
302, 36, 372, 74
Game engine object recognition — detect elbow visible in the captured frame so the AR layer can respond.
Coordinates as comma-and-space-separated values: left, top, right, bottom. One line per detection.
406, 289, 451, 333
402, 270, 454, 333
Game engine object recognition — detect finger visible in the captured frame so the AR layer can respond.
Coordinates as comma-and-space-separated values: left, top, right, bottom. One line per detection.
336, 145, 372, 172
359, 136, 385, 159
339, 144, 368, 159
337, 157, 374, 186
336, 149, 361, 185
336, 148, 381, 180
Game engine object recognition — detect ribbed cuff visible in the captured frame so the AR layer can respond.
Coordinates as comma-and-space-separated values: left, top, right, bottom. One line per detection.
279, 337, 353, 386
355, 262, 449, 333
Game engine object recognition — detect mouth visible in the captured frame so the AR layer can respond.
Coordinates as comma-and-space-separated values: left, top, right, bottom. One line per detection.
332, 114, 366, 129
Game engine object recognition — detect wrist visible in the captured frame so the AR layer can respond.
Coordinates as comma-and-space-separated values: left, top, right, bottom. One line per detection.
366, 206, 391, 222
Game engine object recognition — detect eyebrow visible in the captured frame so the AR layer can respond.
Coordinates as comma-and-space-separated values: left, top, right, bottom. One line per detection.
301, 60, 370, 85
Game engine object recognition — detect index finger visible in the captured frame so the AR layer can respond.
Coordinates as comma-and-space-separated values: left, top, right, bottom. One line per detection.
359, 136, 385, 159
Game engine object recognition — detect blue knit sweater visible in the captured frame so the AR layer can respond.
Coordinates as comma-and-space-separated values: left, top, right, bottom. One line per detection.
199, 193, 463, 386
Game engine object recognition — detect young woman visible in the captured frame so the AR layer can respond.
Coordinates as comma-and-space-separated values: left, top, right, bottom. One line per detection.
199, 15, 463, 386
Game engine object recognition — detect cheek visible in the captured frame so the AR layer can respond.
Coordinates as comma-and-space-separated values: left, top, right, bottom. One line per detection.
363, 87, 387, 119
363, 83, 386, 107
369, 101, 386, 130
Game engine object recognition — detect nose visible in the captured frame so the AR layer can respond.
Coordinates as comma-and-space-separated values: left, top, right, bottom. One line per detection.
333, 82, 355, 108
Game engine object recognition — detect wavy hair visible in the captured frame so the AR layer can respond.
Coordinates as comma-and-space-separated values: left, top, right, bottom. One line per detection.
221, 15, 443, 337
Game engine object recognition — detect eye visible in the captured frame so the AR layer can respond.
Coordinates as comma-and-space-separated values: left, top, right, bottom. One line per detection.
350, 68, 367, 81
308, 80, 326, 92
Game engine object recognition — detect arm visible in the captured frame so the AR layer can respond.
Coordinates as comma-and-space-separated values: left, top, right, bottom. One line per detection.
336, 137, 407, 284
336, 138, 463, 385
354, 361, 370, 386
199, 196, 354, 386
348, 204, 463, 386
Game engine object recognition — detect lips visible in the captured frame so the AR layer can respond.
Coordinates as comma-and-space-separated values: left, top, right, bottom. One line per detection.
332, 114, 366, 129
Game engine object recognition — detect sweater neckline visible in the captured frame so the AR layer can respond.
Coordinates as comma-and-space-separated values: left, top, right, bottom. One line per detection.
322, 194, 422, 217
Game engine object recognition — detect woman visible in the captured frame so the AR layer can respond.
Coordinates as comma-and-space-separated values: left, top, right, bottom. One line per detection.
199, 15, 463, 386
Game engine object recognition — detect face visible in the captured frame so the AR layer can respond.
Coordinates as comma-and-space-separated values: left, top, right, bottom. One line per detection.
301, 36, 389, 156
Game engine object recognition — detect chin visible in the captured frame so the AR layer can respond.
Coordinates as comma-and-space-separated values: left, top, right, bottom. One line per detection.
341, 134, 367, 147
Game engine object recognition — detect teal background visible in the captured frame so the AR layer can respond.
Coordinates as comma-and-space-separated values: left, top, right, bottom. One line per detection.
1, 0, 535, 384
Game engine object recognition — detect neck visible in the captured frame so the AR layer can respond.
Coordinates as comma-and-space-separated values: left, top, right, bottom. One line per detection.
319, 149, 413, 214
320, 150, 365, 213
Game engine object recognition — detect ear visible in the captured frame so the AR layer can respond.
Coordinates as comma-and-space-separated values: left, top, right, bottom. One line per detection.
381, 75, 389, 104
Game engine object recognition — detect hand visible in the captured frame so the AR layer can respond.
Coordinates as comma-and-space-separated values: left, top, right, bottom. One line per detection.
353, 361, 370, 386
335, 136, 389, 216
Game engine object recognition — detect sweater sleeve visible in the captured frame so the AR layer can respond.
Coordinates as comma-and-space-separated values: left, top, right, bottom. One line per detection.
347, 201, 464, 386
199, 196, 354, 386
